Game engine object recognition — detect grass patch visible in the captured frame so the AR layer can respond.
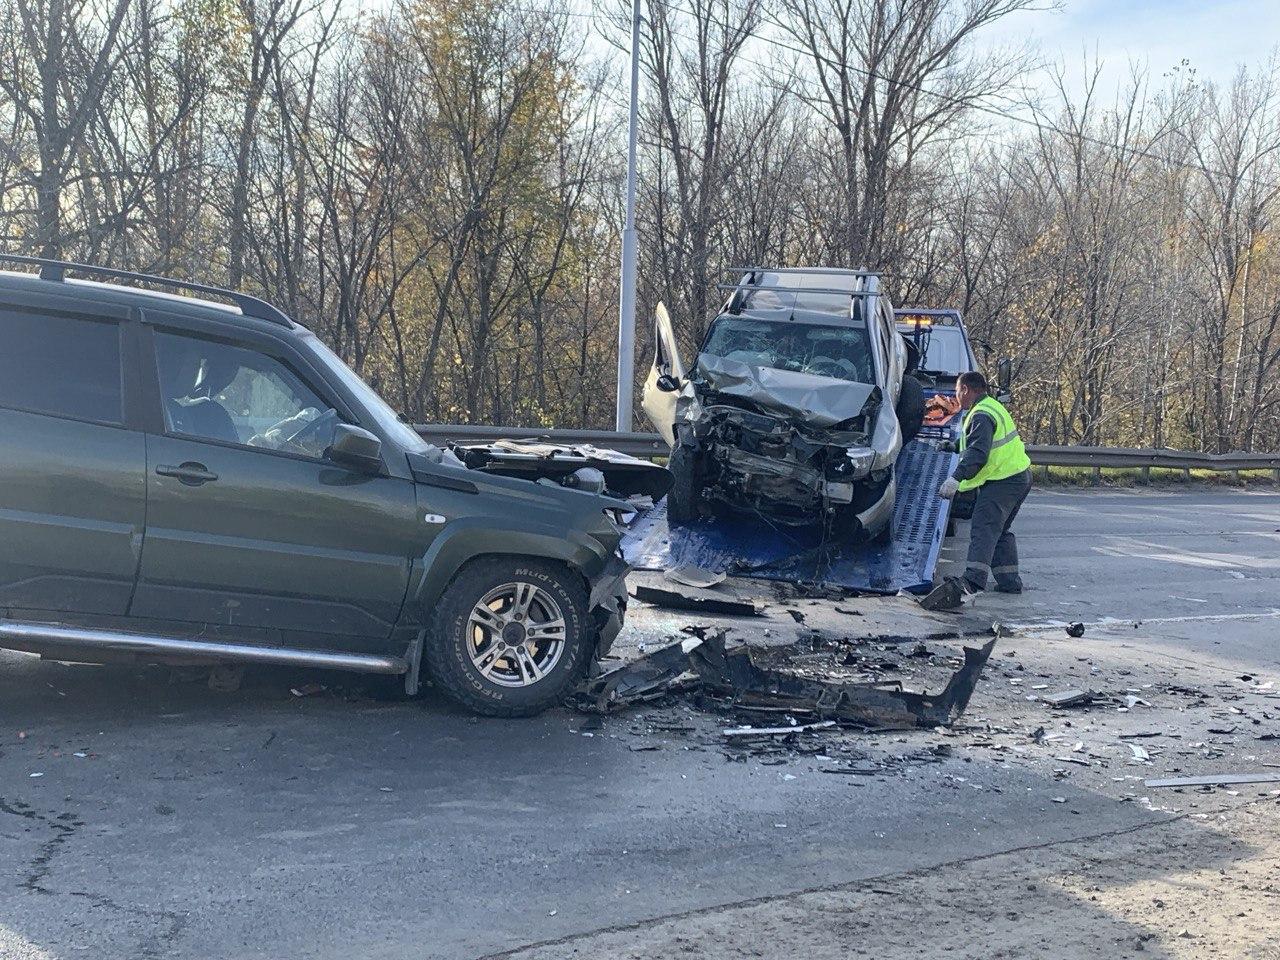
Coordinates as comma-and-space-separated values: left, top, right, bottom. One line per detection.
1035, 465, 1279, 488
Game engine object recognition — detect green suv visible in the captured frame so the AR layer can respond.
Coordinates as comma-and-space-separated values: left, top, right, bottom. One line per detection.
0, 256, 632, 716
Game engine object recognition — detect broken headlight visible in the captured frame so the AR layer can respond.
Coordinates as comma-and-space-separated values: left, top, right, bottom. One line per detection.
844, 446, 875, 478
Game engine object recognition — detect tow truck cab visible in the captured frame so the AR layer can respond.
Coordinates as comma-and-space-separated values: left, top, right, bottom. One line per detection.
895, 307, 1012, 405
894, 308, 977, 381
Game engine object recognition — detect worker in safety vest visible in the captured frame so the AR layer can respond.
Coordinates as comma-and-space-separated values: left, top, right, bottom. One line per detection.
920, 371, 1032, 611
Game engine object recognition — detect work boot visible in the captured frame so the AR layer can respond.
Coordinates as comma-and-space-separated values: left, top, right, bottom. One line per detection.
994, 578, 1023, 594
919, 576, 976, 612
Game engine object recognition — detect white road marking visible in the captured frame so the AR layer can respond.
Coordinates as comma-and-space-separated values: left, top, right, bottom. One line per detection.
1090, 536, 1280, 570
1005, 608, 1280, 633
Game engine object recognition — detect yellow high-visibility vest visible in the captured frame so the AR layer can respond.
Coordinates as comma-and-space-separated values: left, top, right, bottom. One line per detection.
957, 395, 1031, 492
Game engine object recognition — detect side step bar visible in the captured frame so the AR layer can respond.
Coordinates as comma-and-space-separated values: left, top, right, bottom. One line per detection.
0, 620, 407, 675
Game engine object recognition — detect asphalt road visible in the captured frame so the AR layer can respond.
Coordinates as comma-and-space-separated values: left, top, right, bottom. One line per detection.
1, 486, 1278, 960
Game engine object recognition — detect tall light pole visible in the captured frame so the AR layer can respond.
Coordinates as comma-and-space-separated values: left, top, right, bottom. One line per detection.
614, 0, 642, 431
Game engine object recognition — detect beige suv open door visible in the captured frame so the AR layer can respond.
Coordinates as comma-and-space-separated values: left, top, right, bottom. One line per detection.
640, 303, 685, 447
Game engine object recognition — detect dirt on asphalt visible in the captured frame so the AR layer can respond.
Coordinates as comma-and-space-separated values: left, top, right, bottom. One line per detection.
532, 581, 1280, 960
498, 799, 1280, 960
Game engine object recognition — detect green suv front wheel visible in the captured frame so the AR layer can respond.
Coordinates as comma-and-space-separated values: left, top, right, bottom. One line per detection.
425, 558, 594, 716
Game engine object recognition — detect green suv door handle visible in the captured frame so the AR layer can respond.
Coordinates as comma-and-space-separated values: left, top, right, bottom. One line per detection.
155, 462, 219, 486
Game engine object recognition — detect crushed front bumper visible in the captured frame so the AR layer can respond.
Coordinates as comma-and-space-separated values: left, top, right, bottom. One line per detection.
587, 553, 630, 658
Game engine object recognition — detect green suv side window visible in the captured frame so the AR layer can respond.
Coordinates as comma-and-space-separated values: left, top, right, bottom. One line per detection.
154, 331, 342, 460
0, 307, 122, 424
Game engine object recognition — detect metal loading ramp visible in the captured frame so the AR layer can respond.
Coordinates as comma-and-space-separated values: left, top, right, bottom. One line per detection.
621, 433, 958, 593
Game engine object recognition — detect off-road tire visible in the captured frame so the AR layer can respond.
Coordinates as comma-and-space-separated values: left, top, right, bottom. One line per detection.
896, 375, 926, 444
666, 442, 701, 524
423, 557, 593, 717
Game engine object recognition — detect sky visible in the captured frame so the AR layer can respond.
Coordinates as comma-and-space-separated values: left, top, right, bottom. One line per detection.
557, 0, 1280, 139
986, 0, 1280, 93
577, 0, 1280, 110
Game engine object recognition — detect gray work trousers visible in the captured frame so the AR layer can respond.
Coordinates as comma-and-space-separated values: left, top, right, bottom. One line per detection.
963, 468, 1032, 591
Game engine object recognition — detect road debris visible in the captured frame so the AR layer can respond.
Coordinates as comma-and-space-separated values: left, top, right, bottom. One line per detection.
1043, 689, 1092, 708
1065, 622, 1086, 638
632, 585, 760, 617
664, 565, 727, 589
576, 637, 701, 712
722, 721, 837, 738
1145, 773, 1280, 788
690, 632, 996, 729
575, 631, 996, 731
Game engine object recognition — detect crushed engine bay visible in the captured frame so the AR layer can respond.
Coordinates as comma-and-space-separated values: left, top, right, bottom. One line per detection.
670, 347, 898, 530
658, 300, 910, 536
687, 398, 888, 524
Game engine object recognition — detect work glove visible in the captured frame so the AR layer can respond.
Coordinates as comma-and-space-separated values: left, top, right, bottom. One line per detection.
938, 476, 960, 500
938, 439, 958, 454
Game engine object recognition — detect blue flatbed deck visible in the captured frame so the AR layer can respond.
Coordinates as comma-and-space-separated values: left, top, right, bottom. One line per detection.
621, 428, 959, 594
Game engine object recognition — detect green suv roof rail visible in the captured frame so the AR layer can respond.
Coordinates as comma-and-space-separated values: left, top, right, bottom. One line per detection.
0, 253, 293, 328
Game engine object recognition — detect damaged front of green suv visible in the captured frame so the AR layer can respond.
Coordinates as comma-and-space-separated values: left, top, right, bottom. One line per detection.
404, 445, 656, 661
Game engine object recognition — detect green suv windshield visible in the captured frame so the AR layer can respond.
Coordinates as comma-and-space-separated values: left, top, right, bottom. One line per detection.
702, 316, 874, 383
305, 334, 432, 454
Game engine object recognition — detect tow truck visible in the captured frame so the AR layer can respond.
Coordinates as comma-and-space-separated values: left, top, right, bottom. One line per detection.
619, 298, 999, 594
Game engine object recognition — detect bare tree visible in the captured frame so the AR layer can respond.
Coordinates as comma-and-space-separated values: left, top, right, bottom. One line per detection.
223, 0, 313, 287
634, 0, 771, 351
0, 0, 131, 256
1180, 64, 1280, 451
1, 0, 1279, 449
776, 0, 1038, 270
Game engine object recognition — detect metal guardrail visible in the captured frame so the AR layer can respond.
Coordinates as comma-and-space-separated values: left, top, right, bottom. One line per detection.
1027, 445, 1280, 474
415, 425, 1280, 475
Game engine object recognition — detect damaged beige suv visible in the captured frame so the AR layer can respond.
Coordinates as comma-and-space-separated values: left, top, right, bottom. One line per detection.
642, 267, 926, 541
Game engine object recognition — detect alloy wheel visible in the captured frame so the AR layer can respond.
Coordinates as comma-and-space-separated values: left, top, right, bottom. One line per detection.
465, 581, 567, 688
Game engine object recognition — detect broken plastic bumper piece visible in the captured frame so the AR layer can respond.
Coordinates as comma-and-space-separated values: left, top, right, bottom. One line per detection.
579, 631, 996, 729
918, 576, 976, 612
688, 633, 997, 729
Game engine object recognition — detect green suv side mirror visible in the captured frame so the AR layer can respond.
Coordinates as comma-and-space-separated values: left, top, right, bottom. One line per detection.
329, 423, 383, 471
